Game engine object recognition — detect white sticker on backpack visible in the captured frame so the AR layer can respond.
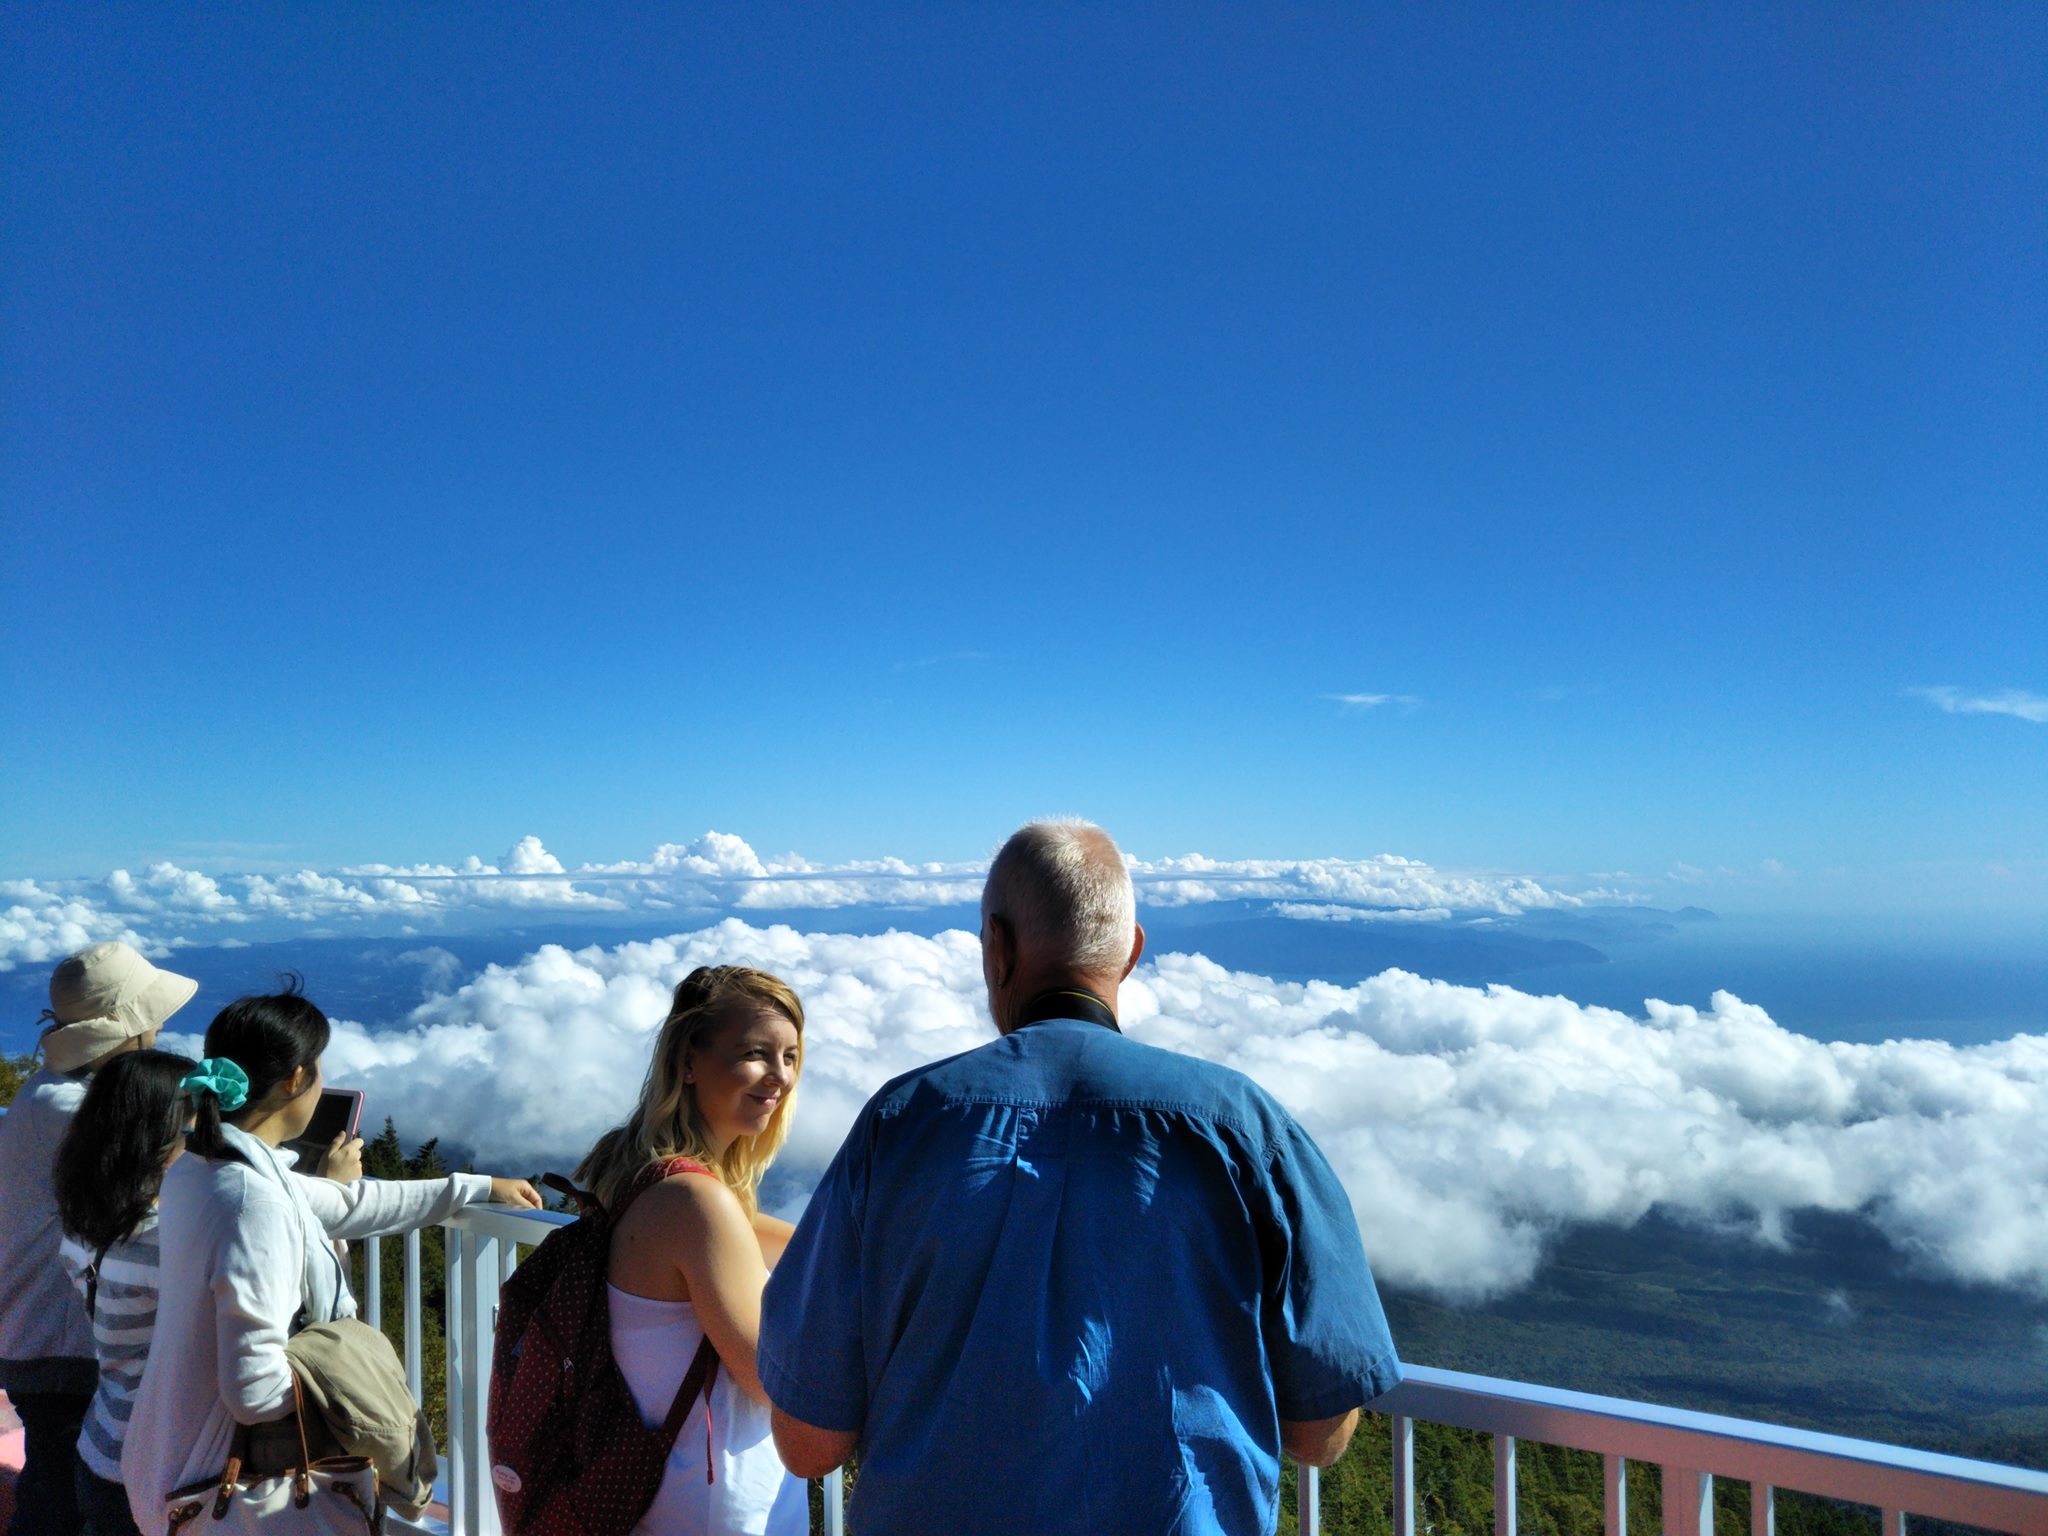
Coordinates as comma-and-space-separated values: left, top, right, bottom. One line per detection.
492, 1465, 523, 1494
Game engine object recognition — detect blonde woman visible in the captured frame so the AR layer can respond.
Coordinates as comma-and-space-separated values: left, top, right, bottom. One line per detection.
576, 965, 808, 1536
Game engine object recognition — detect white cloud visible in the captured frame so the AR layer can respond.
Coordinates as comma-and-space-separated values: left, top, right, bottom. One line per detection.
1140, 853, 1602, 916
1908, 686, 2048, 724
1273, 903, 1457, 924
893, 650, 991, 672
1325, 693, 1420, 709
101, 863, 239, 915
1, 835, 1611, 970
0, 879, 162, 971
314, 923, 2048, 1305
397, 946, 465, 995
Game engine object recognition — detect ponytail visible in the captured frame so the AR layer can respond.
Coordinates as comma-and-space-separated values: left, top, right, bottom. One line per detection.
183, 1075, 236, 1163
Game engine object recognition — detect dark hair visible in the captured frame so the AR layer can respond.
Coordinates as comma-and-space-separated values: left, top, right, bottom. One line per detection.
187, 982, 331, 1165
54, 1049, 198, 1251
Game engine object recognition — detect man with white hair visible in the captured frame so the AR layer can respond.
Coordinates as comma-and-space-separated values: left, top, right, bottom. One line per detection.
760, 820, 1400, 1535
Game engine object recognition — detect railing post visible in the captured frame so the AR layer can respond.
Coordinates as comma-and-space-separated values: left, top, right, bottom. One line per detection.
1662, 1469, 1712, 1536
1605, 1455, 1628, 1536
823, 1467, 845, 1536
446, 1227, 466, 1534
1393, 1415, 1416, 1536
447, 1225, 504, 1536
403, 1227, 423, 1399
1300, 1462, 1320, 1536
1751, 1482, 1774, 1536
363, 1234, 381, 1329
1496, 1435, 1517, 1536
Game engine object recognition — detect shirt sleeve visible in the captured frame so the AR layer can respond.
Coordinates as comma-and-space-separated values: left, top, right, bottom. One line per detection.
295, 1171, 493, 1241
59, 1233, 90, 1299
757, 1123, 870, 1434
213, 1182, 302, 1424
1260, 1116, 1403, 1421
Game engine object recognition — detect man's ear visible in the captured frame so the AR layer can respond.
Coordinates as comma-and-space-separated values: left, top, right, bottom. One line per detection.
985, 912, 1017, 987
1122, 922, 1146, 980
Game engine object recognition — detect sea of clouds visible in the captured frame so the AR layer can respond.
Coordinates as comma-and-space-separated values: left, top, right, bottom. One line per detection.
150, 919, 2048, 1306
20, 831, 2043, 1305
0, 831, 1626, 972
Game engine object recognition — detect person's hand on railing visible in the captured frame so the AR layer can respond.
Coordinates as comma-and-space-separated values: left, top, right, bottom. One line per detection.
489, 1176, 545, 1208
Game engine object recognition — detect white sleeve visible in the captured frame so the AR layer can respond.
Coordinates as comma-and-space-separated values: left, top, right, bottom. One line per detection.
295, 1171, 494, 1242
214, 1183, 299, 1424
58, 1234, 91, 1300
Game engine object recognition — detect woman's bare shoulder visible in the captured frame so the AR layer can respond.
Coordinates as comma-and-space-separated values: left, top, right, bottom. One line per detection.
617, 1167, 747, 1240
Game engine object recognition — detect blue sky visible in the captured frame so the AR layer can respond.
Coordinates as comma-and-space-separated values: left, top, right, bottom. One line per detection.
2, 5, 2042, 920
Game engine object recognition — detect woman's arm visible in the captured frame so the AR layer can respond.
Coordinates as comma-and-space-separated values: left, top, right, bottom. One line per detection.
297, 1170, 540, 1241
753, 1211, 796, 1269
213, 1183, 302, 1424
630, 1175, 776, 1406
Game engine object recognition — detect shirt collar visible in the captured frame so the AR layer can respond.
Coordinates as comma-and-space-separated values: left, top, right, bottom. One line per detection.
1013, 987, 1121, 1034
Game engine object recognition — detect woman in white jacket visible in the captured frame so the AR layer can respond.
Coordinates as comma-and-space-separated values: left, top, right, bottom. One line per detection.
121, 986, 540, 1535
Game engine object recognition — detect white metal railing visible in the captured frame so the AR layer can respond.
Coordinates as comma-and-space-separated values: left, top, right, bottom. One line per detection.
355, 1205, 848, 1536
370, 1204, 2048, 1536
1372, 1368, 2048, 1536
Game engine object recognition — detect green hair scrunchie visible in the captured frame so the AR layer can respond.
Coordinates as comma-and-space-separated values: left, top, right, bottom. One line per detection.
182, 1057, 250, 1113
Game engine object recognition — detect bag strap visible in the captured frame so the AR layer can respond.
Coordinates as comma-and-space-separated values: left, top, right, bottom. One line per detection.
660, 1334, 720, 1440
541, 1156, 716, 1222
215, 1422, 250, 1519
287, 1369, 316, 1507
84, 1242, 111, 1322
539, 1171, 598, 1215
210, 1368, 318, 1517
658, 1333, 722, 1482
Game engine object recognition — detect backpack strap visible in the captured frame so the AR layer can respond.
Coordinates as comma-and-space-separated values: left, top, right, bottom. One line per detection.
540, 1157, 714, 1220
539, 1172, 601, 1216
660, 1334, 721, 1483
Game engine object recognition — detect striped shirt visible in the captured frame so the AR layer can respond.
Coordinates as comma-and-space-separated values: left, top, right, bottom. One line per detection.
60, 1210, 162, 1483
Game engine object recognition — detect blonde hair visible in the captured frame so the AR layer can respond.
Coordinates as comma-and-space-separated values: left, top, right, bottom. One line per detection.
575, 965, 803, 1218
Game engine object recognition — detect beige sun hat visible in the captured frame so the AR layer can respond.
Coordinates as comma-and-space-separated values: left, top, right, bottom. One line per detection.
38, 941, 200, 1072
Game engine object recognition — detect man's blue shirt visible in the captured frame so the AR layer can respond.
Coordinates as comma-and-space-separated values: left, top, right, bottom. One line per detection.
759, 1016, 1402, 1535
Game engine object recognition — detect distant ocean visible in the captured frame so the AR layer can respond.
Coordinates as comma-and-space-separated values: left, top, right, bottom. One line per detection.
1502, 914, 2048, 1048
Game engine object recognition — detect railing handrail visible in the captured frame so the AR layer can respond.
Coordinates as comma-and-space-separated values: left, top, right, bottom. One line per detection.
450, 1202, 575, 1243
433, 1204, 2048, 1536
1386, 1365, 2048, 1492
1380, 1366, 2048, 1532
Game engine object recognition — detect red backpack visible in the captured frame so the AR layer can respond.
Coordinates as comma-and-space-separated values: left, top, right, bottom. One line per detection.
486, 1158, 722, 1536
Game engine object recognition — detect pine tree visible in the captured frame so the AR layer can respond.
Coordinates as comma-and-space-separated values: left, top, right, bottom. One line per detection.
363, 1117, 405, 1179
407, 1137, 445, 1178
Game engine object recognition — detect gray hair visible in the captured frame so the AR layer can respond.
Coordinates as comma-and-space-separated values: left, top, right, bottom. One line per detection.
982, 819, 1137, 975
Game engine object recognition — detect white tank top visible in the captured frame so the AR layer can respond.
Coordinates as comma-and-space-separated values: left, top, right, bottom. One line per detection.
607, 1284, 808, 1536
